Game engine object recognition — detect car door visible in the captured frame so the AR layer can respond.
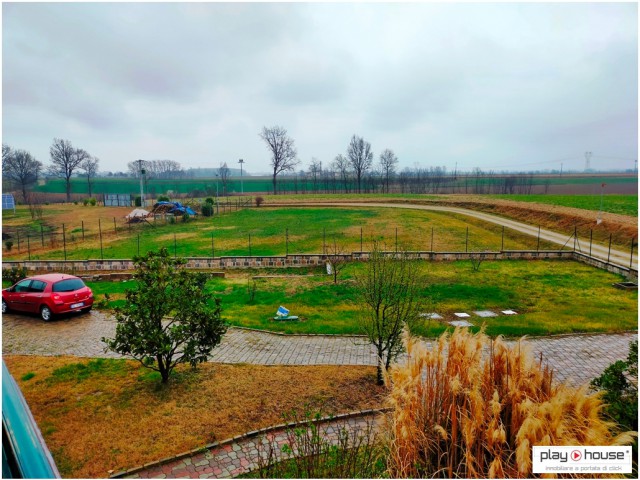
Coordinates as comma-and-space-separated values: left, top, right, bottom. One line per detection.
5, 280, 32, 312
23, 280, 47, 313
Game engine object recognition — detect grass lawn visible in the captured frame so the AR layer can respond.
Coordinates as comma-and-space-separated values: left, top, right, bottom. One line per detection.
486, 194, 638, 217
89, 259, 638, 337
4, 356, 385, 479
3, 206, 560, 261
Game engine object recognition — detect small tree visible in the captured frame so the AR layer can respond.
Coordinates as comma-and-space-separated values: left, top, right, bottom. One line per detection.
260, 126, 299, 194
102, 249, 227, 384
356, 243, 425, 385
326, 237, 348, 284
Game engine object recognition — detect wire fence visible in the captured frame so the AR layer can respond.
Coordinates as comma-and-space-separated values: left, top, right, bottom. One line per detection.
3, 213, 637, 270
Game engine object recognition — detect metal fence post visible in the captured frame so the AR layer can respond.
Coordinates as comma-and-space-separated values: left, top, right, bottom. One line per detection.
17, 230, 20, 252
99, 218, 104, 260
63, 223, 67, 261
27, 235, 31, 261
41, 225, 44, 247
465, 227, 469, 253
137, 234, 140, 256
82, 220, 85, 241
360, 227, 363, 252
174, 233, 177, 258
113, 217, 117, 235
395, 227, 398, 253
211, 233, 215, 258
431, 227, 434, 252
249, 233, 252, 257
286, 228, 289, 256
630, 238, 635, 269
589, 229, 593, 257
607, 234, 612, 263
537, 226, 541, 251
501, 226, 504, 251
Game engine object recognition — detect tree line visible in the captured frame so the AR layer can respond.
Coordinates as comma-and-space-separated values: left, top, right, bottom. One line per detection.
3, 138, 99, 203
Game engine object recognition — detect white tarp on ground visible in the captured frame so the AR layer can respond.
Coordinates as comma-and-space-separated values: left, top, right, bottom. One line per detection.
125, 208, 150, 219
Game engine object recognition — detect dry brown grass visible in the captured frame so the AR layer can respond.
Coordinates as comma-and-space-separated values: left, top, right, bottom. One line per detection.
4, 355, 385, 478
384, 329, 636, 478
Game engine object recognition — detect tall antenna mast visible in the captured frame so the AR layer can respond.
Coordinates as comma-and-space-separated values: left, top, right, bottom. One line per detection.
584, 151, 592, 172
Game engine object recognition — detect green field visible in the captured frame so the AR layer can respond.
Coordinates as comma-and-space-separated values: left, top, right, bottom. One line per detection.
86, 259, 637, 338
487, 194, 638, 216
2, 207, 562, 261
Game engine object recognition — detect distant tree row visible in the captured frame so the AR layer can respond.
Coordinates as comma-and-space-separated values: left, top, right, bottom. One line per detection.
259, 126, 398, 195
3, 138, 99, 202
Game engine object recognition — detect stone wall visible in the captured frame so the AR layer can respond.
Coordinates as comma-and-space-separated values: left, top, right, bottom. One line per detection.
1, 250, 587, 276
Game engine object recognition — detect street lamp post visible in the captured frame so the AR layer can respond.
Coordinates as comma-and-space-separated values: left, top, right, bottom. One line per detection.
238, 158, 245, 194
137, 159, 145, 207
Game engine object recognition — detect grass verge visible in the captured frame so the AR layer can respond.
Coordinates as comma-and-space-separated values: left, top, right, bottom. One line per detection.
4, 356, 385, 479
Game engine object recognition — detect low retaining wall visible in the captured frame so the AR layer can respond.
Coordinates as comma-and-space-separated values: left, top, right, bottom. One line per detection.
2, 250, 637, 280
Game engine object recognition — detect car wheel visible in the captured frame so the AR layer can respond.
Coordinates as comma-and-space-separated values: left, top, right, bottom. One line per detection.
81, 306, 92, 315
1, 299, 8, 314
40, 305, 53, 322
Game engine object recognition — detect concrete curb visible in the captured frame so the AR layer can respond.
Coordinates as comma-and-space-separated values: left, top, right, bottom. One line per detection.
109, 408, 391, 478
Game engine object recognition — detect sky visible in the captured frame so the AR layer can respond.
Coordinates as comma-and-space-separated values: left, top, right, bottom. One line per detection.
2, 1, 638, 175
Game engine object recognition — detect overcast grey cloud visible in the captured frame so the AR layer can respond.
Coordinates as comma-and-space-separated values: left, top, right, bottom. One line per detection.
2, 2, 637, 174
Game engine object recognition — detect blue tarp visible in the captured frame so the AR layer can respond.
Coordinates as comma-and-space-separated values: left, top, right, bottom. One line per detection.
153, 201, 197, 216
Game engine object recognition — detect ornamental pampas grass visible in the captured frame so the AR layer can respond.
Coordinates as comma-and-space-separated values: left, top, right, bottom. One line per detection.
384, 328, 636, 478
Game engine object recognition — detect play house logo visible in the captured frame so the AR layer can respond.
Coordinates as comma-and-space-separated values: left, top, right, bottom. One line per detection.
533, 446, 631, 474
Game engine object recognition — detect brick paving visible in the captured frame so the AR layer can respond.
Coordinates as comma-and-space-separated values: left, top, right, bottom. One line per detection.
2, 310, 637, 478
121, 414, 378, 479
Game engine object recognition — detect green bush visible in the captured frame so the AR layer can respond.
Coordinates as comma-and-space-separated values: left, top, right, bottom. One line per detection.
205, 197, 214, 205
89, 197, 97, 206
182, 213, 191, 223
591, 340, 638, 431
158, 195, 170, 202
83, 198, 90, 206
134, 196, 142, 207
5, 241, 14, 252
2, 266, 28, 285
201, 204, 213, 217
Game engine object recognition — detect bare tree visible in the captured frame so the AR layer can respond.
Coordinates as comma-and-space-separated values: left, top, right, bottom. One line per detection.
347, 135, 373, 193
2, 148, 42, 202
2, 143, 11, 163
218, 162, 230, 196
48, 139, 89, 202
379, 149, 398, 194
260, 126, 299, 194
80, 156, 100, 198
309, 158, 322, 193
356, 243, 425, 385
333, 154, 351, 193
325, 237, 349, 284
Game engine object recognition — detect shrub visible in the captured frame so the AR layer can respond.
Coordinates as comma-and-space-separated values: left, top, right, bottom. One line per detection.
591, 340, 638, 431
134, 196, 142, 207
255, 196, 265, 207
385, 329, 636, 478
83, 198, 89, 206
254, 407, 384, 478
205, 197, 214, 205
89, 197, 97, 206
2, 266, 28, 284
181, 213, 190, 223
5, 241, 13, 252
157, 195, 170, 202
201, 203, 213, 217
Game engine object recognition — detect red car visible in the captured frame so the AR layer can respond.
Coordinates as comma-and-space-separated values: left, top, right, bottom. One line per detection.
2, 274, 94, 321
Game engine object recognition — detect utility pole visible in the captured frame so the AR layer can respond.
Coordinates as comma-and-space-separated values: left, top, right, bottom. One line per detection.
137, 159, 146, 207
238, 158, 245, 194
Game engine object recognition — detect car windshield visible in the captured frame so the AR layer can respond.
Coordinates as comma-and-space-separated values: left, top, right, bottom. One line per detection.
52, 278, 85, 293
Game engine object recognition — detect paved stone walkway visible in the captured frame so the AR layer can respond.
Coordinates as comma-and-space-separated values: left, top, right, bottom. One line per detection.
2, 310, 636, 387
119, 413, 379, 479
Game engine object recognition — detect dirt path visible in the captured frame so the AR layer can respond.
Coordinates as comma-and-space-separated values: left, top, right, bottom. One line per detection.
276, 202, 637, 269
